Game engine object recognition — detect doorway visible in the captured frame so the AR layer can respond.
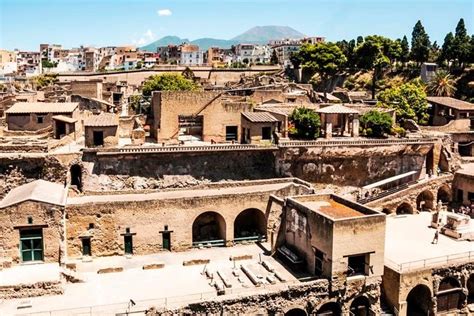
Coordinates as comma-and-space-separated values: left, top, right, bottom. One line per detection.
82, 238, 91, 256
93, 131, 104, 146
162, 232, 171, 251
20, 229, 44, 262
124, 235, 133, 255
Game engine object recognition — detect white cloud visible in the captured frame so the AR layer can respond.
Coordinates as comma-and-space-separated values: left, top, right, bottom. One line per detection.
132, 29, 156, 46
157, 9, 172, 16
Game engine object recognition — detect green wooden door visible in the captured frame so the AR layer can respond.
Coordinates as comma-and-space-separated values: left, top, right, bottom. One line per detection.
124, 235, 133, 254
162, 232, 171, 251
20, 229, 43, 262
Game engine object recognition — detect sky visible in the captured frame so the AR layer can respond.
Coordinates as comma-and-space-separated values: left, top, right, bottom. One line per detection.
0, 0, 472, 51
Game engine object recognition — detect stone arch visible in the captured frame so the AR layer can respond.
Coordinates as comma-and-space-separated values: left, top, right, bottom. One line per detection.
192, 211, 226, 244
396, 202, 414, 215
416, 190, 435, 212
70, 164, 83, 191
349, 295, 370, 316
233, 208, 267, 240
284, 307, 307, 316
468, 274, 474, 304
437, 185, 452, 204
315, 301, 341, 315
406, 284, 433, 316
437, 276, 465, 313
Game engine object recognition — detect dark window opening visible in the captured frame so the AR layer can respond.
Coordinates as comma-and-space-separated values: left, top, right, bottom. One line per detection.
314, 249, 324, 276
348, 254, 368, 276
262, 126, 272, 140
37, 116, 44, 124
225, 126, 238, 141
82, 238, 91, 256
93, 131, 104, 146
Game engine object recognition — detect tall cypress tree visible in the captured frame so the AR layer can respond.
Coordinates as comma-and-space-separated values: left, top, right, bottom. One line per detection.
400, 35, 410, 64
453, 18, 471, 68
440, 32, 455, 66
411, 20, 431, 65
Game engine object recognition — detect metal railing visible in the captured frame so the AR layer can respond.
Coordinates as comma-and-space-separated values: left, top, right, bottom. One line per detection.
278, 137, 440, 147
385, 251, 474, 273
87, 144, 277, 155
20, 279, 304, 315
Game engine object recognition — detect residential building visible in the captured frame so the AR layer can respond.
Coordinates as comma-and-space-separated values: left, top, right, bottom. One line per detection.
180, 44, 203, 66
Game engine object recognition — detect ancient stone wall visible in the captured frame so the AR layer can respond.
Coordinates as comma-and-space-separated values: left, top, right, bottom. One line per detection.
65, 180, 313, 258
276, 144, 433, 187
0, 155, 67, 198
0, 281, 63, 300
165, 277, 381, 315
83, 149, 278, 183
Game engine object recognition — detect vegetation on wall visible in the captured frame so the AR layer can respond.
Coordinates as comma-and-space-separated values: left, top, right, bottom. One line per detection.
360, 110, 393, 138
142, 74, 199, 96
288, 107, 321, 139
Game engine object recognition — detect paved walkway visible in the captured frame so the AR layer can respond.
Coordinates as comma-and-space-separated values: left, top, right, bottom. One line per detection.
385, 212, 474, 270
0, 244, 298, 315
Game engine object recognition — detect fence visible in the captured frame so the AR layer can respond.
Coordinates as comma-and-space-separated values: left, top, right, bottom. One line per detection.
278, 137, 440, 147
21, 280, 302, 316
385, 251, 474, 273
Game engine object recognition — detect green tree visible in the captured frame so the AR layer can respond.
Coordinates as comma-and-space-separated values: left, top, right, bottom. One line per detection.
439, 32, 455, 67
377, 82, 429, 124
296, 42, 347, 99
141, 74, 198, 96
360, 110, 393, 138
400, 35, 410, 65
453, 18, 471, 68
289, 107, 321, 139
428, 70, 457, 97
336, 39, 357, 68
354, 35, 391, 99
270, 50, 279, 65
411, 20, 431, 65
356, 36, 364, 46
41, 60, 57, 68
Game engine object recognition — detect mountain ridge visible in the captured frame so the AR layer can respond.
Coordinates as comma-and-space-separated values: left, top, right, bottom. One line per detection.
140, 25, 305, 52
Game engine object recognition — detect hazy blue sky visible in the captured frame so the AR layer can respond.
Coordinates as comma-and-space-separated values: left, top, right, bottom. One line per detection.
1, 0, 472, 51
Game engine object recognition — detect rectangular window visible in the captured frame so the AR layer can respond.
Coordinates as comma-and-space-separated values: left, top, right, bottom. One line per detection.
225, 126, 238, 141
262, 126, 272, 140
468, 192, 474, 202
347, 254, 368, 276
82, 238, 91, 256
315, 249, 324, 276
37, 116, 44, 124
20, 229, 44, 262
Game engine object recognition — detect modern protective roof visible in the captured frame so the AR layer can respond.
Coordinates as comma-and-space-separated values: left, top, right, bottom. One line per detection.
52, 115, 77, 124
5, 102, 79, 114
0, 180, 67, 209
316, 104, 360, 114
84, 113, 119, 127
242, 112, 279, 123
427, 97, 474, 111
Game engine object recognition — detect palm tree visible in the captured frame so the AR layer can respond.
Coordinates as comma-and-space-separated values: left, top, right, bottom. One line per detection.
428, 70, 457, 97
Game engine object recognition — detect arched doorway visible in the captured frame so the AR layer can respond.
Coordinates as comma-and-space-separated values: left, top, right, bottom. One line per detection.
350, 296, 370, 316
315, 302, 341, 316
437, 185, 451, 204
70, 164, 82, 191
437, 277, 464, 312
416, 190, 435, 212
396, 203, 414, 215
234, 208, 266, 242
192, 212, 226, 246
284, 308, 307, 316
468, 274, 474, 304
406, 284, 432, 316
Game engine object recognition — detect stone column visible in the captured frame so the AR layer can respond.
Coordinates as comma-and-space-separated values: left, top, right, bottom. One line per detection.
325, 122, 332, 139
352, 117, 360, 137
